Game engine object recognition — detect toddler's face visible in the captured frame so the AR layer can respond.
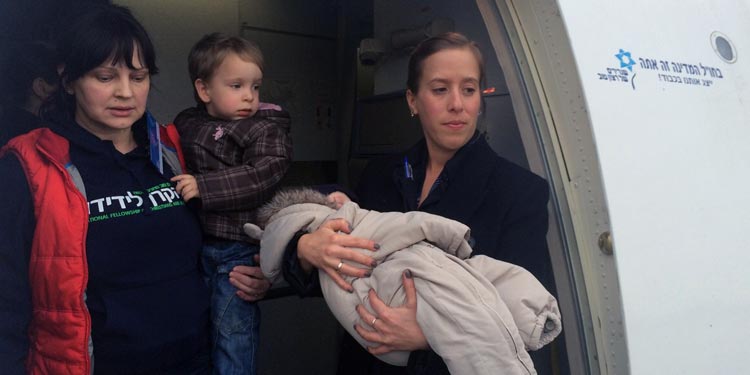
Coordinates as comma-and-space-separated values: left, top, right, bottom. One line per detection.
197, 52, 262, 120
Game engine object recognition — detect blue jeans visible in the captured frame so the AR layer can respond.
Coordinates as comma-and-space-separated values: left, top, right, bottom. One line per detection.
202, 241, 260, 375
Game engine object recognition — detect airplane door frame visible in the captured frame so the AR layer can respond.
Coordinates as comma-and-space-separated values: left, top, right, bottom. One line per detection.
475, 0, 629, 374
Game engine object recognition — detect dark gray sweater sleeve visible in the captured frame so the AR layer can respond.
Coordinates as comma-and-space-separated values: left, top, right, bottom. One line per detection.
0, 154, 34, 374
281, 230, 322, 297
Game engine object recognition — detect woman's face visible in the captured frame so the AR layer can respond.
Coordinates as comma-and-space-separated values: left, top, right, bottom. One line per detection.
407, 47, 481, 159
69, 46, 150, 139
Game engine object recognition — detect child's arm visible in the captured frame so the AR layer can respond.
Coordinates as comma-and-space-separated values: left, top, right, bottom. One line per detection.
195, 121, 292, 211
171, 174, 200, 201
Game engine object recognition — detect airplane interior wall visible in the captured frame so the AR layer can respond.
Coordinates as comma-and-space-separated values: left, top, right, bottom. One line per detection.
238, 0, 340, 162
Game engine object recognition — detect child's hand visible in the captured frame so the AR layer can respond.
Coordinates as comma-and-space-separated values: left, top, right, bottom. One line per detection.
171, 174, 200, 201
327, 191, 351, 209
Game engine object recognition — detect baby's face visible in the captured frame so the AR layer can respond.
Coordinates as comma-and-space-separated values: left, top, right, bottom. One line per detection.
200, 52, 262, 120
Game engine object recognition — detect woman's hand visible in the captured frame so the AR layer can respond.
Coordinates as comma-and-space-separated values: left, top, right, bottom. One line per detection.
229, 254, 272, 302
354, 270, 429, 354
297, 218, 379, 292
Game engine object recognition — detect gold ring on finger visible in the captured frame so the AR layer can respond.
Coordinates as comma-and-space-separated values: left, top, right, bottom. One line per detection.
371, 317, 378, 326
336, 261, 344, 272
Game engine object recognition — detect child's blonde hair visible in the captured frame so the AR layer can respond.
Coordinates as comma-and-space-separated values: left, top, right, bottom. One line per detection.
187, 32, 264, 105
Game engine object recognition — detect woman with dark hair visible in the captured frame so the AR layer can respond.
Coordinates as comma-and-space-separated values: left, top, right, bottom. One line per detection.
0, 4, 211, 374
0, 41, 60, 145
285, 32, 554, 374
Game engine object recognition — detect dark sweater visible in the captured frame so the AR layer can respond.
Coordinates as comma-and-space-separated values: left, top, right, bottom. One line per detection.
0, 116, 210, 374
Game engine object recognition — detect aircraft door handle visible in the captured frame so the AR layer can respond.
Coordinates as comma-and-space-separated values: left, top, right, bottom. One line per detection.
598, 231, 613, 255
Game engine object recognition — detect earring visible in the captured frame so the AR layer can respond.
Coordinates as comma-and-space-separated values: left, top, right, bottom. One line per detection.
410, 112, 416, 117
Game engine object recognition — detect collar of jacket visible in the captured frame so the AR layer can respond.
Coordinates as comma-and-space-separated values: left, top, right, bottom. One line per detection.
173, 106, 291, 130
392, 132, 497, 224
44, 111, 150, 157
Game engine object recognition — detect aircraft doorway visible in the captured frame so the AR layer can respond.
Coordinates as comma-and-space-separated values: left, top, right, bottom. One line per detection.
111, 0, 587, 373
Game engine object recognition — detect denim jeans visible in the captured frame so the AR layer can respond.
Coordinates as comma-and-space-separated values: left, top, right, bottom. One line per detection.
202, 241, 260, 375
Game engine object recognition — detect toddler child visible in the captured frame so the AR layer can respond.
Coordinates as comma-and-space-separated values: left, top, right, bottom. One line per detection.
171, 32, 292, 375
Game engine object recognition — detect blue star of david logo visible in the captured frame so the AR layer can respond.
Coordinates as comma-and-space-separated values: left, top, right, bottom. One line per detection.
615, 49, 636, 71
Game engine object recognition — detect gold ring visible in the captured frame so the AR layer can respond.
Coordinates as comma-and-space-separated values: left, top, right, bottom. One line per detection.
371, 317, 378, 326
336, 261, 344, 271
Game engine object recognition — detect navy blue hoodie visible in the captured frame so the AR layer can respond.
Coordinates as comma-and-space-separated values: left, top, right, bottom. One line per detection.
0, 115, 210, 374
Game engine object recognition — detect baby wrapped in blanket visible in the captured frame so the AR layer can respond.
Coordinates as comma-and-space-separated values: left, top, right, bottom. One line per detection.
244, 188, 562, 375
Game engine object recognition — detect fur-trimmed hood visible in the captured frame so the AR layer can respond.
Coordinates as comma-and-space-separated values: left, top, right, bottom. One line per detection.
255, 187, 336, 228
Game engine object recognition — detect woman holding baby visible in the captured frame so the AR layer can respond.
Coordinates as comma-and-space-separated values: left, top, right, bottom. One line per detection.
282, 32, 556, 374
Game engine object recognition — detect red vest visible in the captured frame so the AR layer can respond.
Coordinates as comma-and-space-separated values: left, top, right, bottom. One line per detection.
3, 128, 91, 374
2, 125, 186, 374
